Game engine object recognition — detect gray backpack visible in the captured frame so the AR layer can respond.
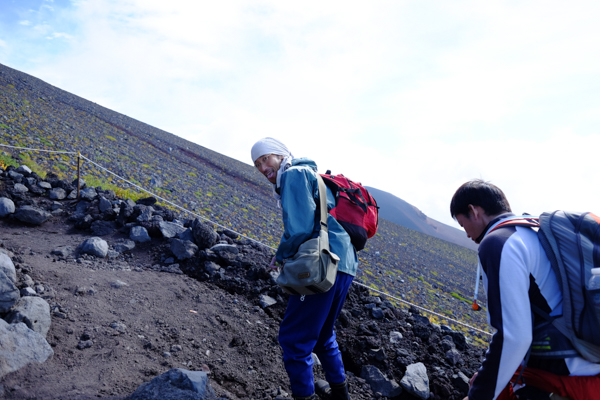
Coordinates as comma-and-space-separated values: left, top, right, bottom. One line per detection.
489, 211, 600, 363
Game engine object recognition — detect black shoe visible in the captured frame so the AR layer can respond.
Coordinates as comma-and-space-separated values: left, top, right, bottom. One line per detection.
315, 380, 350, 400
315, 380, 332, 399
293, 394, 318, 400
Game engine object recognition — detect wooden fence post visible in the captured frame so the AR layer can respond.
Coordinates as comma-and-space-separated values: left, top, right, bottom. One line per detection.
77, 152, 81, 199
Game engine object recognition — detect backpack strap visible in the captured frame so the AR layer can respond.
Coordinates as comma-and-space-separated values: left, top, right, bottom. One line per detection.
487, 215, 540, 235
472, 215, 540, 310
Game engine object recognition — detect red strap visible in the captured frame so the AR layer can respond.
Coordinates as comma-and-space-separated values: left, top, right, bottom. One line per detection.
496, 367, 600, 399
489, 218, 540, 234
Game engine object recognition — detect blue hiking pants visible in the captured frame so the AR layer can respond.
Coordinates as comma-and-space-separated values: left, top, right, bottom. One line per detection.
278, 272, 354, 397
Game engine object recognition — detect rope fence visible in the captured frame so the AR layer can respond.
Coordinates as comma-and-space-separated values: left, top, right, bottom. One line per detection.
0, 142, 492, 337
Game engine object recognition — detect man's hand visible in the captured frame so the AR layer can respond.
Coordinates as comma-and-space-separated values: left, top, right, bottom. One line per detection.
269, 256, 278, 270
460, 372, 477, 400
469, 372, 477, 386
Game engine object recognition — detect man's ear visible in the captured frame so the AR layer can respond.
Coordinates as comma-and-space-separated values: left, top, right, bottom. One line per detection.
467, 204, 479, 220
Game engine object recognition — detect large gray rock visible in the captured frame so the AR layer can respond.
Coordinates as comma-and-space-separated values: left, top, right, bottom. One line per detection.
209, 244, 239, 255
0, 253, 16, 283
117, 200, 135, 226
13, 183, 28, 193
159, 221, 187, 238
178, 228, 194, 242
14, 206, 51, 225
90, 220, 116, 236
171, 239, 198, 260
0, 197, 15, 217
0, 253, 18, 313
5, 296, 52, 338
204, 261, 221, 277
130, 226, 151, 243
452, 371, 470, 394
51, 246, 73, 258
361, 365, 402, 398
0, 320, 54, 379
135, 206, 153, 222
400, 362, 430, 400
259, 294, 277, 308
48, 187, 66, 200
79, 237, 109, 258
445, 348, 461, 365
80, 187, 97, 201
7, 170, 23, 181
0, 269, 19, 313
113, 239, 136, 253
127, 368, 216, 400
72, 178, 86, 190
16, 165, 32, 175
98, 196, 112, 213
191, 219, 218, 250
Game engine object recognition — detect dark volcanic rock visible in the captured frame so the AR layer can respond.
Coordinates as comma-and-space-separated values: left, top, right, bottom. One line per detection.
191, 218, 218, 250
14, 206, 51, 225
126, 368, 216, 400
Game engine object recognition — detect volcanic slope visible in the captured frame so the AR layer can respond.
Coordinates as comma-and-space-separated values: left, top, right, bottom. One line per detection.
0, 63, 487, 331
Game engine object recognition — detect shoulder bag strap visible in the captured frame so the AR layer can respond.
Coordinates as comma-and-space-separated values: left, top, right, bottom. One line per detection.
316, 174, 328, 233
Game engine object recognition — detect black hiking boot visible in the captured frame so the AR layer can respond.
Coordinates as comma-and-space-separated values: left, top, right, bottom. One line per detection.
315, 379, 350, 400
293, 394, 318, 400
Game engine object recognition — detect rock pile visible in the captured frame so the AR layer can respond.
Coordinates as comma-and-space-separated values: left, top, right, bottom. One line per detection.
0, 244, 53, 379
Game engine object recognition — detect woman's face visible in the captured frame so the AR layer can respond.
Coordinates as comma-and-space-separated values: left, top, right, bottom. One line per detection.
254, 153, 283, 184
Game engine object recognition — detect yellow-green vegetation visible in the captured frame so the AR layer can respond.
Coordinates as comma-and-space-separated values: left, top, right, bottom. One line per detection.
17, 153, 47, 178
83, 174, 146, 201
450, 291, 470, 303
187, 172, 198, 177
105, 135, 117, 141
38, 136, 52, 146
0, 153, 17, 169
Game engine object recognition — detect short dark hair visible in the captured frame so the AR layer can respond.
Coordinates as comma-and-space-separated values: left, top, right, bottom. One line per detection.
450, 179, 512, 218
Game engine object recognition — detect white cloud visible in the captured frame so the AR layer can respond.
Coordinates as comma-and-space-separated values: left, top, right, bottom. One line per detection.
19, 20, 31, 26
46, 32, 74, 40
5, 0, 600, 228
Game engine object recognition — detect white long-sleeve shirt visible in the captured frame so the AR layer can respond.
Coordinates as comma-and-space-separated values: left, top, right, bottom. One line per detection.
469, 214, 600, 400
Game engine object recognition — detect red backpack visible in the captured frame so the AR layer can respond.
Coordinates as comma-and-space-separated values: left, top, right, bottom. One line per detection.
320, 171, 379, 251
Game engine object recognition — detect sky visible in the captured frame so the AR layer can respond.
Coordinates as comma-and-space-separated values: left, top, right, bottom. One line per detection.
1, 0, 599, 229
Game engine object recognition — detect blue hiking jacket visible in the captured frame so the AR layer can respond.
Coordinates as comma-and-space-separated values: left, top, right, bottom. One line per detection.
275, 158, 358, 277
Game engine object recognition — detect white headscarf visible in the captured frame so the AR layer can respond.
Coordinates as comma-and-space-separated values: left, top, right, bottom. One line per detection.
251, 137, 294, 203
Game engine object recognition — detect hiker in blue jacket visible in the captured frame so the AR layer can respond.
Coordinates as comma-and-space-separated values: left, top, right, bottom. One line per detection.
450, 179, 600, 400
251, 137, 358, 400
